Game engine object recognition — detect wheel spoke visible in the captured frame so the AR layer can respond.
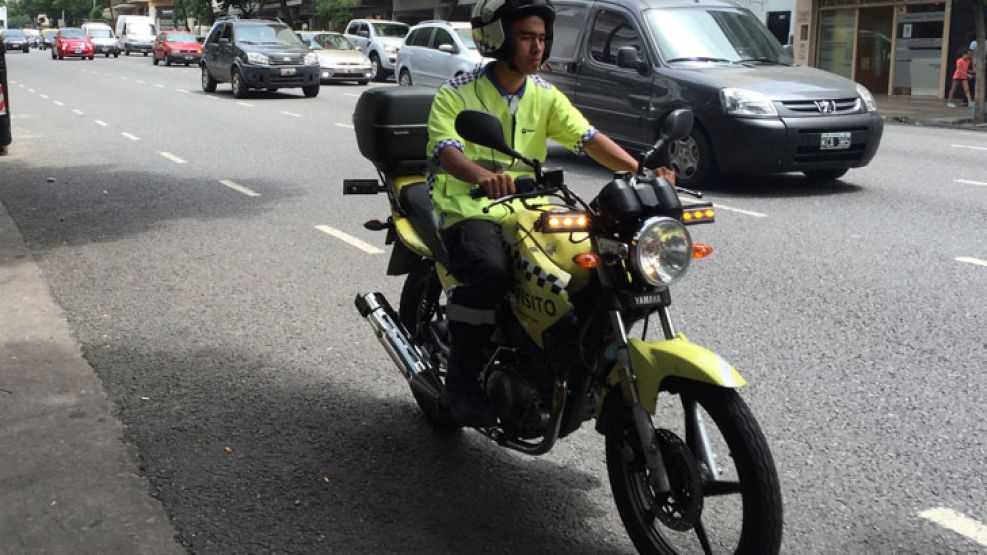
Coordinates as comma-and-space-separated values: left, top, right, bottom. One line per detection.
695, 520, 714, 555
703, 480, 741, 496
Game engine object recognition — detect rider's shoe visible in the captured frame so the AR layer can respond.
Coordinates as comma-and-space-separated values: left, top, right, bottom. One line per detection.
445, 382, 498, 428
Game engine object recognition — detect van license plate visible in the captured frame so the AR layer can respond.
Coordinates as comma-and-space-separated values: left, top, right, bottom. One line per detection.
280, 68, 296, 76
820, 132, 851, 150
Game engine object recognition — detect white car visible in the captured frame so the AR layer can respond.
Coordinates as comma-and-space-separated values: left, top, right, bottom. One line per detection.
343, 19, 409, 81
297, 31, 374, 85
396, 21, 489, 88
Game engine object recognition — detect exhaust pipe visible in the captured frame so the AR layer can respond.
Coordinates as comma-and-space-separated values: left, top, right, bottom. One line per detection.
355, 292, 443, 399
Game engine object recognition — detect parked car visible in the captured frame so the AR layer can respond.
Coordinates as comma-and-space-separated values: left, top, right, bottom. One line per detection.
200, 17, 320, 98
297, 31, 373, 85
23, 29, 41, 49
2, 29, 30, 53
153, 31, 202, 66
1, 43, 11, 153
51, 28, 95, 60
541, 0, 883, 186
116, 15, 156, 56
343, 19, 409, 81
41, 29, 57, 50
82, 22, 120, 57
396, 20, 488, 87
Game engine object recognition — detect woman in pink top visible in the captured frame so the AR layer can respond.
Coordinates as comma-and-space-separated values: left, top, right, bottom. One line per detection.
947, 48, 974, 108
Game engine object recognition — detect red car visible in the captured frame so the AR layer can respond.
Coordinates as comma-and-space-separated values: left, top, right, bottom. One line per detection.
52, 28, 95, 60
152, 31, 202, 66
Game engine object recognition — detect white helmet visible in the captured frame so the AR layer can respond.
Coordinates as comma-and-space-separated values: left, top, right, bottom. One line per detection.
471, 0, 556, 62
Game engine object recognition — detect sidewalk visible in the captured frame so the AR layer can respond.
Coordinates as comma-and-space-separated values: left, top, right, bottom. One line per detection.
876, 94, 987, 130
0, 197, 183, 554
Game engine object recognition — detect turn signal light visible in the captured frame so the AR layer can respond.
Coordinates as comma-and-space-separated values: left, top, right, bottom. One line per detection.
573, 252, 600, 269
539, 211, 590, 232
692, 243, 714, 259
681, 207, 715, 225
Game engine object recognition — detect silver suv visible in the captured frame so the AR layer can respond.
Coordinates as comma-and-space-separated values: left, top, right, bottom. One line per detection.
343, 19, 409, 81
396, 21, 488, 88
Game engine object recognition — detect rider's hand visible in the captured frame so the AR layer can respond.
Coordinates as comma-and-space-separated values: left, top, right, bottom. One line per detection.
653, 166, 676, 186
477, 172, 516, 199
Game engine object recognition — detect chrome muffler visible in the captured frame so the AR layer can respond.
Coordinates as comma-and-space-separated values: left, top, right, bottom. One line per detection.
354, 292, 443, 399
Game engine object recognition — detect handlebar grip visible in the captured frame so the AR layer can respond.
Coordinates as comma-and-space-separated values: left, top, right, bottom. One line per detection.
470, 188, 487, 199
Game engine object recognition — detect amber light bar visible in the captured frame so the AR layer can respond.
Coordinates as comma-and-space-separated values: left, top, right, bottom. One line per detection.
681, 205, 715, 225
539, 211, 591, 232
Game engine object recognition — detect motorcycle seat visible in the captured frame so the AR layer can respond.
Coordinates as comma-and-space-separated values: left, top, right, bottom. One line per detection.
399, 182, 452, 270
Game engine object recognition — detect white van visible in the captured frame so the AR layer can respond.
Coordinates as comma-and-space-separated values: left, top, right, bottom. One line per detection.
115, 15, 156, 56
82, 22, 120, 57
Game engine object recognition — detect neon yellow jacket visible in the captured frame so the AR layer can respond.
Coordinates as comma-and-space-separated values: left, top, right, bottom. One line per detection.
427, 65, 597, 229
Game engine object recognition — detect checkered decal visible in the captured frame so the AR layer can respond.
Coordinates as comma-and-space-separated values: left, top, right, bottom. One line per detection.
575, 127, 599, 154
531, 75, 552, 90
447, 65, 485, 90
512, 249, 566, 294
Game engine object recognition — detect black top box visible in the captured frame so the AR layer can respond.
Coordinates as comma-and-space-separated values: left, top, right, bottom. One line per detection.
353, 87, 434, 174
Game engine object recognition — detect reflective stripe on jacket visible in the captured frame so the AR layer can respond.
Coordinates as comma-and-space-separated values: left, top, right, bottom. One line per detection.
427, 65, 597, 229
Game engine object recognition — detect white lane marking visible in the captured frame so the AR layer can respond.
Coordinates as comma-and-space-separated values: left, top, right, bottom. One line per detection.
17, 83, 25, 88
95, 120, 109, 127
40, 94, 49, 99
343, 93, 361, 97
236, 101, 255, 107
28, 89, 35, 93
334, 123, 354, 129
955, 257, 987, 267
954, 179, 987, 187
712, 203, 768, 218
205, 96, 219, 100
281, 111, 301, 117
120, 76, 128, 80
136, 80, 146, 84
154, 84, 166, 88
160, 152, 187, 164
176, 88, 190, 93
219, 179, 260, 197
952, 144, 987, 151
315, 225, 383, 254
72, 109, 84, 115
53, 101, 64, 106
920, 507, 987, 547
121, 132, 140, 141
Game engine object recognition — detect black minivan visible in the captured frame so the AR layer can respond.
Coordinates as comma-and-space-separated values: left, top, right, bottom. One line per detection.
201, 17, 321, 98
1, 43, 11, 153
543, 0, 883, 186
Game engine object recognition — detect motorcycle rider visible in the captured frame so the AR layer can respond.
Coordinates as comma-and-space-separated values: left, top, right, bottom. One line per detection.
428, 0, 673, 426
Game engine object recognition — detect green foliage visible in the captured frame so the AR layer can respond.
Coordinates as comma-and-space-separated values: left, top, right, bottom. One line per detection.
315, 0, 355, 30
225, 0, 260, 16
89, 5, 104, 20
181, 0, 214, 27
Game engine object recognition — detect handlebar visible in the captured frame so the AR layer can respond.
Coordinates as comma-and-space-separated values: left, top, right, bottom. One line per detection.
469, 175, 543, 199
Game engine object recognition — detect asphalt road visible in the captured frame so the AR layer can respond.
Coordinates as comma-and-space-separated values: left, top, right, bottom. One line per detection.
2, 50, 986, 554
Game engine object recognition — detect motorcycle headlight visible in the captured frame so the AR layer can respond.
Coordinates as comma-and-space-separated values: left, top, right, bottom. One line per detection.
630, 217, 692, 287
246, 51, 269, 65
304, 52, 318, 65
720, 88, 778, 117
856, 83, 877, 112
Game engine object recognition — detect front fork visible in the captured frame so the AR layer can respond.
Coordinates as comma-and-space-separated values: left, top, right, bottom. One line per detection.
610, 306, 720, 492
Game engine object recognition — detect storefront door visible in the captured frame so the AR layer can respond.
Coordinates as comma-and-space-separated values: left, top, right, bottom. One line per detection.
855, 7, 893, 95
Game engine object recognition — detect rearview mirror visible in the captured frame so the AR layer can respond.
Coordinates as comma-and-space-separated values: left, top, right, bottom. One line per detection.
455, 110, 515, 156
616, 46, 650, 76
438, 43, 456, 54
660, 109, 694, 142
218, 37, 230, 46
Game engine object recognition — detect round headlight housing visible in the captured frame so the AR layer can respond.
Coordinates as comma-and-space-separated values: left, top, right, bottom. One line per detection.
630, 217, 692, 287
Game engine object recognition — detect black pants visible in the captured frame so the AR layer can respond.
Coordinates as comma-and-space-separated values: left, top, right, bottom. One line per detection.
440, 219, 512, 389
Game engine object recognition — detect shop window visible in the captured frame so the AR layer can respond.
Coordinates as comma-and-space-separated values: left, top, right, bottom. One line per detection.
817, 9, 855, 79
893, 4, 945, 96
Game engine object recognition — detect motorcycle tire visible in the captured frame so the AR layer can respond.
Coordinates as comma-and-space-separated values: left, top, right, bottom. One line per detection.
399, 261, 460, 431
605, 379, 782, 554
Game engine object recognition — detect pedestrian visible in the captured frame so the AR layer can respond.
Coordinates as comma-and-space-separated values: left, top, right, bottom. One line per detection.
947, 47, 974, 108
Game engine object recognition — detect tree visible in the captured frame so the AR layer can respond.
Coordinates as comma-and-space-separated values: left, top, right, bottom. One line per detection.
315, 0, 355, 31
226, 0, 260, 17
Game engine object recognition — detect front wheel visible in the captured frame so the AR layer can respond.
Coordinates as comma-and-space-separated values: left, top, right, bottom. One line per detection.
231, 69, 248, 98
369, 53, 386, 82
399, 261, 460, 430
302, 84, 320, 98
398, 69, 413, 87
666, 127, 717, 190
605, 380, 782, 554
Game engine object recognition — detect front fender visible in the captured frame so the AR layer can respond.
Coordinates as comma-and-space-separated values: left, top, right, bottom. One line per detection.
607, 333, 746, 415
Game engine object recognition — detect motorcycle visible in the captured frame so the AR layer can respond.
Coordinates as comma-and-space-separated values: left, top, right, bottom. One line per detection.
344, 87, 782, 554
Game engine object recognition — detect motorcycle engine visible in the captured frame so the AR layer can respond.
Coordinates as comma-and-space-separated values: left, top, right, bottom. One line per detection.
486, 367, 551, 439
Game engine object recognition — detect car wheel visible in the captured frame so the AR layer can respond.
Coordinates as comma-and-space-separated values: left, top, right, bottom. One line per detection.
165, 57, 171, 66
153, 55, 159, 65
398, 69, 413, 87
369, 53, 386, 82
104, 52, 109, 57
125, 48, 130, 56
357, 80, 369, 86
58, 53, 64, 60
201, 66, 217, 93
666, 125, 717, 189
143, 52, 148, 57
231, 69, 248, 98
302, 84, 320, 98
114, 53, 119, 58
802, 169, 848, 182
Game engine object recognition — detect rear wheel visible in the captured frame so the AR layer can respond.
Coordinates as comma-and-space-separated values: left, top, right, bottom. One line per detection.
605, 380, 782, 554
666, 126, 717, 190
399, 261, 460, 431
201, 66, 217, 93
302, 84, 320, 98
398, 69, 413, 87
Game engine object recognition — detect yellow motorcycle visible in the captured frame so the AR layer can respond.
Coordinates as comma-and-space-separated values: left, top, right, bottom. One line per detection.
345, 88, 782, 554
